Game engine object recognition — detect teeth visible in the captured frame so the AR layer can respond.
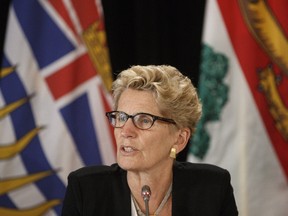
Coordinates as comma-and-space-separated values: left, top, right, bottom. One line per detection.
123, 147, 134, 152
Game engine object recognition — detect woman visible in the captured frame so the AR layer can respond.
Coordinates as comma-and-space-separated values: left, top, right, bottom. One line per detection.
61, 65, 238, 216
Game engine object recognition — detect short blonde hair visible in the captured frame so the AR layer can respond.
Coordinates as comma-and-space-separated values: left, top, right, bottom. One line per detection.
112, 65, 202, 135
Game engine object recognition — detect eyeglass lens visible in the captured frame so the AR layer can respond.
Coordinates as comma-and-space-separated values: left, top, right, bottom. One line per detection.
106, 111, 176, 130
111, 112, 154, 129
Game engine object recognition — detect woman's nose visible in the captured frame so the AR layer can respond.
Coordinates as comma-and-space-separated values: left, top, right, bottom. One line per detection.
120, 118, 137, 137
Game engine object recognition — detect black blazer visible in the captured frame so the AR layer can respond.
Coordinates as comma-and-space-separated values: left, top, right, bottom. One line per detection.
61, 162, 238, 216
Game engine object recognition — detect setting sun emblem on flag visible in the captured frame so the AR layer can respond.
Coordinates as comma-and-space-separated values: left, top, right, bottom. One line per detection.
0, 0, 116, 215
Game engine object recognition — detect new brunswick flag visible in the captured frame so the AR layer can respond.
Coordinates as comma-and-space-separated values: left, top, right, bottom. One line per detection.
0, 0, 116, 215
189, 0, 288, 215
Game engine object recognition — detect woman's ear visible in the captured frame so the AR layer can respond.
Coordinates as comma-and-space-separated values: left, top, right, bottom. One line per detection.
174, 127, 191, 153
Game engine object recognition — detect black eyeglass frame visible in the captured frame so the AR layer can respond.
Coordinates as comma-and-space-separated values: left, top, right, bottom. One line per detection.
106, 111, 176, 130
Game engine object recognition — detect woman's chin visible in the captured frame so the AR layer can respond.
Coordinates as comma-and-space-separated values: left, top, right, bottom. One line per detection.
117, 158, 139, 171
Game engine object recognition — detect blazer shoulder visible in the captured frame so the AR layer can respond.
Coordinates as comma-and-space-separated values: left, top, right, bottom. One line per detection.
174, 161, 231, 182
68, 163, 124, 180
175, 161, 228, 172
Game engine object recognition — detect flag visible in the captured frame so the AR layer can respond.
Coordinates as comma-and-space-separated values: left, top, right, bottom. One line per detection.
189, 0, 288, 215
0, 0, 116, 215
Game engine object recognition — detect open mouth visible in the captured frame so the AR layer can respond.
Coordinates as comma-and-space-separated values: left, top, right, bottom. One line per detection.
120, 145, 138, 153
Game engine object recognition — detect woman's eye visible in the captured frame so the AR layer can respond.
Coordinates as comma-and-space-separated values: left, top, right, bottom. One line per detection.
118, 114, 127, 122
138, 116, 152, 124
142, 118, 151, 124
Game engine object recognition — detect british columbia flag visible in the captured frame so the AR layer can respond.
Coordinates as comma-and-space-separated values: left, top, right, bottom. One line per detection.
0, 0, 116, 215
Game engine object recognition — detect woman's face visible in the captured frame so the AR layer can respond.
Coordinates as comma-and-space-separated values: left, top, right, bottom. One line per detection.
114, 88, 180, 173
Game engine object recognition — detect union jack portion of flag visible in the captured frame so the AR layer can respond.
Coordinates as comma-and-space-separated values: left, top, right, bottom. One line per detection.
0, 0, 116, 215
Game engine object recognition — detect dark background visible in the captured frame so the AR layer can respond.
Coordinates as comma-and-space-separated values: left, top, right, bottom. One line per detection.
0, 0, 206, 161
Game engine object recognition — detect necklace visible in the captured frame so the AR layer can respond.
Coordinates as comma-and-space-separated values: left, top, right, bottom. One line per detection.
131, 183, 172, 216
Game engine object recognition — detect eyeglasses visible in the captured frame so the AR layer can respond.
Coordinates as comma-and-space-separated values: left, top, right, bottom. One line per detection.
106, 111, 176, 130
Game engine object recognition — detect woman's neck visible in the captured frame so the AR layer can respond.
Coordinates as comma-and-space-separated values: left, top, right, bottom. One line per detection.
127, 165, 173, 215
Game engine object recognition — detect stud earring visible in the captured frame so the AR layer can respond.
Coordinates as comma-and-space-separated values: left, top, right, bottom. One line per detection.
170, 147, 177, 159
